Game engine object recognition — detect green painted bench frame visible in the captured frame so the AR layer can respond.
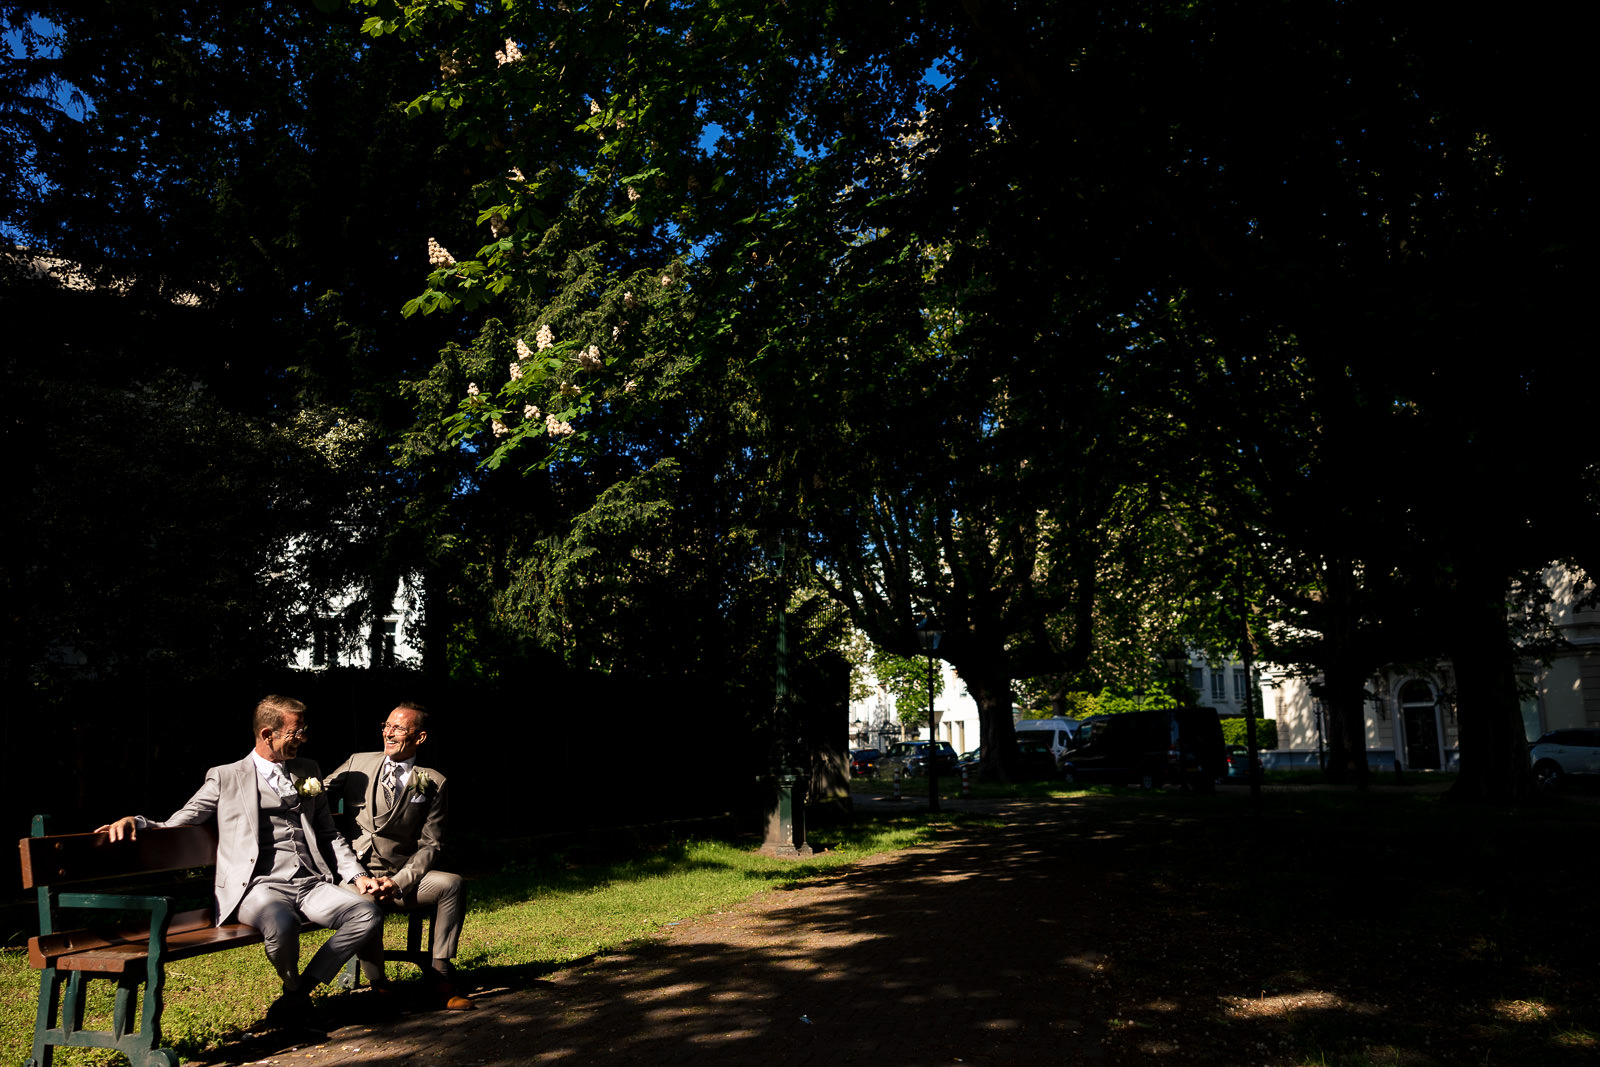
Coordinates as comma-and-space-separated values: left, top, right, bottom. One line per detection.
326, 799, 437, 991
335, 903, 436, 990
18, 815, 276, 1067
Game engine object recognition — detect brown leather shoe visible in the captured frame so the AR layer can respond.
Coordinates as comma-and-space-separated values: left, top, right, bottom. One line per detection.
428, 973, 475, 1010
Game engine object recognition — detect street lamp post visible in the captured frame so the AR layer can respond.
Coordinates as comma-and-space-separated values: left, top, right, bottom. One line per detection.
759, 531, 812, 859
916, 618, 942, 814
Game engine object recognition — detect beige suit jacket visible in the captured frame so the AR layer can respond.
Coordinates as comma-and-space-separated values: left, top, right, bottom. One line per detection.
325, 752, 448, 896
153, 754, 366, 925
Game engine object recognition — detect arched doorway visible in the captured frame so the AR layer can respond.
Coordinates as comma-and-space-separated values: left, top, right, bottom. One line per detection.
1398, 679, 1442, 770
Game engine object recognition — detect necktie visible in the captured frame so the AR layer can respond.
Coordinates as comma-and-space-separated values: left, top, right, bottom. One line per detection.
383, 761, 401, 807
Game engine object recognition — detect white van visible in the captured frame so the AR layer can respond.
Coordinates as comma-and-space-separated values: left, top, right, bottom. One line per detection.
1014, 717, 1082, 763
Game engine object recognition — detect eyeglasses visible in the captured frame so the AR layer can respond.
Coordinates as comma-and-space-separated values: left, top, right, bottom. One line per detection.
378, 723, 413, 736
276, 727, 311, 739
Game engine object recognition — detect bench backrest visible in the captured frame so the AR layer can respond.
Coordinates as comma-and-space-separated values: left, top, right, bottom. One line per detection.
19, 824, 219, 890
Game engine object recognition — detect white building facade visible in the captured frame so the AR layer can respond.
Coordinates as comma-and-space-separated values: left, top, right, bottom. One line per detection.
1255, 566, 1597, 769
289, 575, 424, 671
848, 660, 982, 755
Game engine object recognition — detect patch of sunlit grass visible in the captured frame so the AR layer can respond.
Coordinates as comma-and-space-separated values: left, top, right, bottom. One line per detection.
1490, 997, 1551, 1023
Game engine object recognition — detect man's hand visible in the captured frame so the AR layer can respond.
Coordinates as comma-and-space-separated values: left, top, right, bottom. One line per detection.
354, 874, 380, 896
96, 817, 137, 842
370, 875, 399, 902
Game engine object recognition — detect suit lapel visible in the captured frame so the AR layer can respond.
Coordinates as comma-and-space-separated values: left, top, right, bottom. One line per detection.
232, 757, 259, 846
364, 752, 384, 826
287, 757, 335, 879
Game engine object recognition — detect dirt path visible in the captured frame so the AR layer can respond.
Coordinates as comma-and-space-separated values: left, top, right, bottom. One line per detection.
197, 800, 1108, 1067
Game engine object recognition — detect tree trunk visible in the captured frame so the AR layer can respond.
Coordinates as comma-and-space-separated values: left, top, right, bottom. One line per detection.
963, 666, 1020, 783
1445, 564, 1531, 804
1321, 657, 1371, 786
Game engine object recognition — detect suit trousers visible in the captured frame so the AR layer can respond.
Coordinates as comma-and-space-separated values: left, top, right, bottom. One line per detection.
237, 877, 384, 992
358, 869, 466, 980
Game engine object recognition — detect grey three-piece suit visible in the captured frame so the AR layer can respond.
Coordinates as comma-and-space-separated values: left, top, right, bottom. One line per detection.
151, 754, 382, 990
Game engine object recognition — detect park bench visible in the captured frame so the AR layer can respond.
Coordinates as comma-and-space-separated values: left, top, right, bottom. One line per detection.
19, 814, 277, 1067
18, 813, 441, 1067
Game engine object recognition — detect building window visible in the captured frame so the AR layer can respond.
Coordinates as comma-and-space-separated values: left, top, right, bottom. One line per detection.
311, 618, 337, 667
1189, 667, 1204, 698
1233, 669, 1250, 706
379, 618, 399, 668
1211, 669, 1227, 702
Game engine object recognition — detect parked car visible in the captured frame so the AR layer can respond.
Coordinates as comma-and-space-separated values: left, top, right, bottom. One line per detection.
876, 740, 960, 779
1014, 717, 1082, 763
1059, 708, 1228, 791
1015, 738, 1060, 780
1225, 744, 1262, 779
849, 748, 881, 778
1528, 728, 1600, 791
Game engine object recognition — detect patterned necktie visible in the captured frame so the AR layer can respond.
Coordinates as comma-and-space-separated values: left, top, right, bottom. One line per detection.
383, 761, 401, 807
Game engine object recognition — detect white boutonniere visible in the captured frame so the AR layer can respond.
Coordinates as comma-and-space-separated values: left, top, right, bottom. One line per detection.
411, 769, 433, 794
296, 776, 324, 797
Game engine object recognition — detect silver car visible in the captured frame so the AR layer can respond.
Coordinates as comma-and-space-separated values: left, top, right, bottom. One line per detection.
1529, 729, 1600, 791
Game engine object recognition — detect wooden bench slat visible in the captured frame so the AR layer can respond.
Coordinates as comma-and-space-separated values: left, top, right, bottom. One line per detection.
39, 927, 267, 973
19, 825, 219, 889
30, 913, 325, 972
27, 909, 214, 968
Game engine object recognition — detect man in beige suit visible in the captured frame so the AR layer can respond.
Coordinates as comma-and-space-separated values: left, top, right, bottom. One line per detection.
325, 702, 472, 1010
99, 695, 384, 1030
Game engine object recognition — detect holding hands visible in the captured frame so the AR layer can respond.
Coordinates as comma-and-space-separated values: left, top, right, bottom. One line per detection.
357, 874, 399, 901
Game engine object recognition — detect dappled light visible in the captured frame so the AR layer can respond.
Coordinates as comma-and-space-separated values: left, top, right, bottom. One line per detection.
16, 792, 1591, 1066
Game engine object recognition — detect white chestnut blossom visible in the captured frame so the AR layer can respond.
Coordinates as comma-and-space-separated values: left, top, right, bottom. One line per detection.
560, 382, 580, 398
546, 414, 574, 436
536, 323, 555, 350
622, 291, 637, 309
579, 345, 602, 371
626, 186, 640, 202
466, 382, 480, 397
624, 379, 638, 393
523, 404, 540, 419
495, 39, 523, 65
428, 237, 455, 266
509, 362, 523, 381
516, 338, 533, 361
491, 419, 510, 437
489, 212, 509, 237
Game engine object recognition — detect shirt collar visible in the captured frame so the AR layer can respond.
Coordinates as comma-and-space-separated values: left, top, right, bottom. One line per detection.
250, 751, 287, 778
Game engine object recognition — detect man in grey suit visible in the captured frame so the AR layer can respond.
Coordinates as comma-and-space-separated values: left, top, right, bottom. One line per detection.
100, 695, 384, 1029
325, 702, 473, 1010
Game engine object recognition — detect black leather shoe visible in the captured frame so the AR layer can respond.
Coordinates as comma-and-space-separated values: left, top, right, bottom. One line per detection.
263, 990, 325, 1033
